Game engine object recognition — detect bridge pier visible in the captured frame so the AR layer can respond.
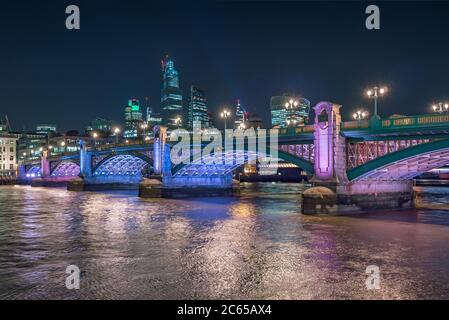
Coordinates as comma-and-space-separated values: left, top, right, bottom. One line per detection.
336, 181, 413, 210
303, 102, 414, 214
15, 164, 30, 185
139, 176, 240, 198
31, 150, 66, 187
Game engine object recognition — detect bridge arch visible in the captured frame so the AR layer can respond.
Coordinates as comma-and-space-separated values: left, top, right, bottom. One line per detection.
25, 166, 41, 179
51, 161, 80, 177
172, 148, 314, 177
92, 153, 153, 177
347, 139, 449, 181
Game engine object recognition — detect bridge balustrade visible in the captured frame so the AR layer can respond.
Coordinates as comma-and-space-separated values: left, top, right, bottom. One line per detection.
346, 138, 432, 169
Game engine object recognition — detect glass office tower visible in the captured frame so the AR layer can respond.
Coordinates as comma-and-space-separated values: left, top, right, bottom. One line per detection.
270, 96, 310, 128
161, 56, 183, 128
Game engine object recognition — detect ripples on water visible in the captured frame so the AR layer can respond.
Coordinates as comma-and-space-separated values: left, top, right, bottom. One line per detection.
1, 184, 449, 300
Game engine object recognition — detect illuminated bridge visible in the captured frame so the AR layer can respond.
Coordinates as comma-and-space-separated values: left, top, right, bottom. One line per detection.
19, 101, 449, 208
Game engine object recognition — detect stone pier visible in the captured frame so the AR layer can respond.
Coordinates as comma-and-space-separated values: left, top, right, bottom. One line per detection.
302, 102, 413, 214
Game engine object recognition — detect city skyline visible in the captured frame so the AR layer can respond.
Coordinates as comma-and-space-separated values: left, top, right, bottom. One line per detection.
3, 1, 449, 304
1, 1, 449, 132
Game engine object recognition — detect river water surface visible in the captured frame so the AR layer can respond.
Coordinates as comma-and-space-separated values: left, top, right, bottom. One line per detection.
1, 183, 449, 300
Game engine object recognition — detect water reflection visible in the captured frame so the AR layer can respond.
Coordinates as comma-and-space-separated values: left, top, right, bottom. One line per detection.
1, 184, 449, 299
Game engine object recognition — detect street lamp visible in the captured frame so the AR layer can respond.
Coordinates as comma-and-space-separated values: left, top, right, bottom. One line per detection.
432, 102, 449, 114
221, 109, 231, 131
91, 132, 98, 148
285, 99, 299, 127
366, 86, 388, 118
174, 117, 182, 129
352, 109, 369, 120
60, 141, 66, 154
141, 123, 148, 141
113, 127, 121, 145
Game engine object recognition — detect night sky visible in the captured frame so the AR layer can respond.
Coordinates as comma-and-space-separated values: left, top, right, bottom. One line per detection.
1, 1, 449, 132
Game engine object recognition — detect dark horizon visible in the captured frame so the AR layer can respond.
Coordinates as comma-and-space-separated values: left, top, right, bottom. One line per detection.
1, 1, 449, 132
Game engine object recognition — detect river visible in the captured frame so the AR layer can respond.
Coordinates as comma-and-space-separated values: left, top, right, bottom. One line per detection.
1, 184, 449, 299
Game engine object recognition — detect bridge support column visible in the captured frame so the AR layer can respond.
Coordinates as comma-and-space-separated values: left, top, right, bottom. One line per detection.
68, 140, 92, 191
303, 101, 412, 214
79, 140, 92, 179
152, 125, 167, 177
17, 164, 27, 182
40, 150, 51, 179
31, 151, 53, 187
140, 174, 239, 198
303, 102, 347, 214
310, 102, 348, 188
336, 180, 413, 210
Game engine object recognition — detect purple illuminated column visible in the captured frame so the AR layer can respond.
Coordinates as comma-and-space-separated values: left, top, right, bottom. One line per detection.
79, 140, 92, 178
153, 126, 167, 176
312, 102, 348, 186
40, 150, 51, 178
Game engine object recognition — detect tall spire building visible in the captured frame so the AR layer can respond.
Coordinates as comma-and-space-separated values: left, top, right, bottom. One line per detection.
234, 100, 248, 129
161, 56, 183, 128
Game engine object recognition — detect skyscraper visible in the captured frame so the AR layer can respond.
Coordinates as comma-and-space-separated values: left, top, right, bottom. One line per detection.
85, 117, 113, 135
234, 100, 248, 129
270, 96, 311, 128
145, 98, 162, 128
161, 56, 183, 128
124, 98, 143, 138
187, 86, 209, 129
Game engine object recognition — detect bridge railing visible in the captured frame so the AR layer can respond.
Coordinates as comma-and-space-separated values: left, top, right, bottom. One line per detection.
341, 120, 370, 130
48, 151, 79, 160
92, 140, 153, 152
341, 114, 449, 133
381, 114, 449, 129
277, 125, 315, 136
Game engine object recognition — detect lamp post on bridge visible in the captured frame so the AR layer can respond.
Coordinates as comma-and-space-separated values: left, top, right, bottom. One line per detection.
366, 86, 388, 118
285, 99, 299, 127
113, 127, 121, 146
60, 141, 66, 154
352, 109, 368, 121
141, 123, 149, 142
221, 109, 231, 131
91, 132, 98, 149
174, 117, 182, 129
432, 102, 449, 114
